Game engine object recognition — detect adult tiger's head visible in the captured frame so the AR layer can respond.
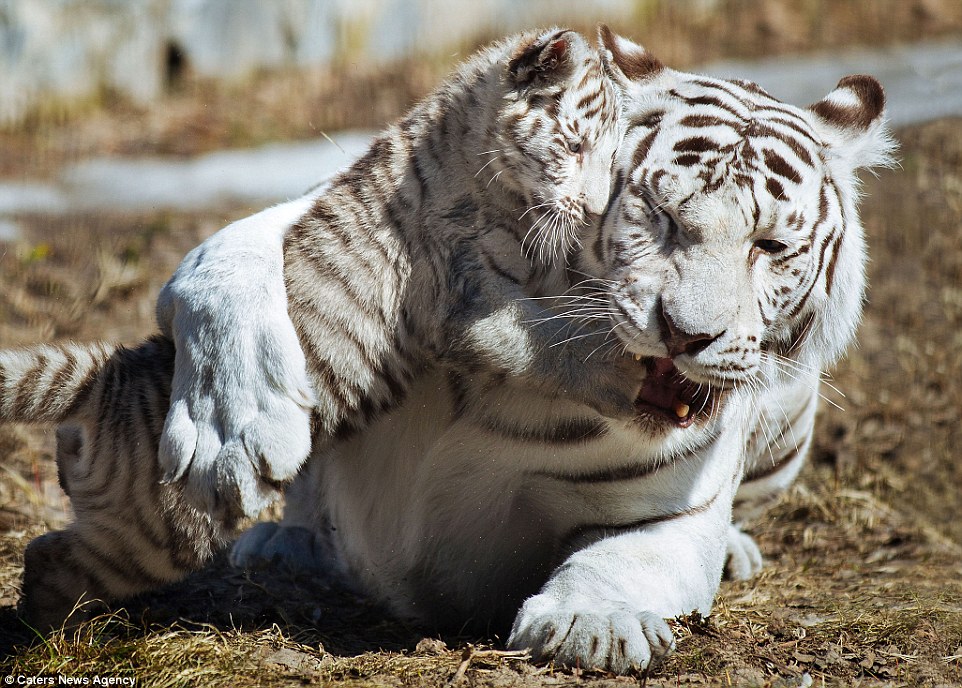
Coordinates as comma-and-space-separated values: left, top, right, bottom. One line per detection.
492, 28, 623, 262
579, 29, 895, 428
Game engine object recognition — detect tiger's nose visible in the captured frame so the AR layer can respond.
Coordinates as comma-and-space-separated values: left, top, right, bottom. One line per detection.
658, 301, 724, 358
582, 179, 611, 216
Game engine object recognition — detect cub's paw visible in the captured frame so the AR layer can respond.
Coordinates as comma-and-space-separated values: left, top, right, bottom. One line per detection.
508, 594, 675, 674
572, 351, 648, 420
724, 524, 764, 581
230, 523, 351, 586
159, 316, 315, 523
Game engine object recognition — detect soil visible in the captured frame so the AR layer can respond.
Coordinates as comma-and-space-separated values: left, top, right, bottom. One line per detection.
1, 4, 961, 685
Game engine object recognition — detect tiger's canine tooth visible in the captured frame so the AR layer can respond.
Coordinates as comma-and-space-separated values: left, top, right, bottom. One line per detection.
633, 353, 642, 361
674, 403, 690, 418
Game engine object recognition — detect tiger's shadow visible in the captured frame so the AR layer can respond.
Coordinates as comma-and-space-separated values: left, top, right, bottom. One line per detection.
0, 552, 453, 661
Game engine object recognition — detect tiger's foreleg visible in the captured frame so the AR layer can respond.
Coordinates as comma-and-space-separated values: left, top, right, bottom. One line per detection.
155, 196, 318, 522
726, 380, 819, 580
507, 429, 742, 673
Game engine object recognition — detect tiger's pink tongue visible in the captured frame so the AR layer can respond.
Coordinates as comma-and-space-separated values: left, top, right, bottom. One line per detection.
635, 358, 697, 425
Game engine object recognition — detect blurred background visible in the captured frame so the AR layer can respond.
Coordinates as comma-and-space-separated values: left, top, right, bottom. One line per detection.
1, 1, 960, 684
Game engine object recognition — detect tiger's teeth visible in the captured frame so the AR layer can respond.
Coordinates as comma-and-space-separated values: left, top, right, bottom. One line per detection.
674, 403, 690, 418
633, 353, 642, 361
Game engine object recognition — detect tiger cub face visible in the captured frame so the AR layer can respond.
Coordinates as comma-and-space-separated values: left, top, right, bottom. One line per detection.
493, 29, 623, 261
580, 31, 894, 431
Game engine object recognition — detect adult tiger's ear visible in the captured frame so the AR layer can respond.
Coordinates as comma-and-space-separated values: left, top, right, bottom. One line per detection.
507, 29, 577, 88
808, 75, 898, 172
597, 24, 663, 86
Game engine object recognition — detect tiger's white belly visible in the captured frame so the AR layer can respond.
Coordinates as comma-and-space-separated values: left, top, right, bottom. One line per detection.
259, 367, 751, 631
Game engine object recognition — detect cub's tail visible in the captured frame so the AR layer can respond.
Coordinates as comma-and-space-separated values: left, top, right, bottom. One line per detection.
0, 341, 119, 423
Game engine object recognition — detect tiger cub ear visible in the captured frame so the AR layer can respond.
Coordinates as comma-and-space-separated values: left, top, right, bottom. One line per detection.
597, 25, 663, 85
507, 29, 577, 88
808, 75, 897, 171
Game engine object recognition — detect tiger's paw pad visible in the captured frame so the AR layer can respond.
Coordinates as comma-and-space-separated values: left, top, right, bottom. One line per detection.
158, 325, 315, 523
508, 595, 675, 674
230, 523, 349, 585
724, 524, 764, 581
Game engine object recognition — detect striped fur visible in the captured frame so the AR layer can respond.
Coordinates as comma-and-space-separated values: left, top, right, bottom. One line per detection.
225, 35, 893, 673
156, 27, 632, 521
282, 27, 629, 437
7, 31, 894, 673
0, 338, 226, 630
8, 28, 628, 632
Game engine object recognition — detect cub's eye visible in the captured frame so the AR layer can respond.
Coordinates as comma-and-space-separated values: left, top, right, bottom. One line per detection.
753, 238, 788, 254
566, 139, 582, 154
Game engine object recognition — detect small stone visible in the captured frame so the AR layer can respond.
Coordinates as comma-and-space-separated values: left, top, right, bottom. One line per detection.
264, 647, 324, 673
415, 637, 448, 655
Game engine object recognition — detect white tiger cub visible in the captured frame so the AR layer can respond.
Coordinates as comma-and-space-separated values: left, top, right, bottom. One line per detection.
165, 33, 894, 672
2, 28, 635, 631
154, 26, 638, 523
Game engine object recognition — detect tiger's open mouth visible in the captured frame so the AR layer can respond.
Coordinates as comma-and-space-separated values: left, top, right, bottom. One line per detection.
634, 357, 714, 428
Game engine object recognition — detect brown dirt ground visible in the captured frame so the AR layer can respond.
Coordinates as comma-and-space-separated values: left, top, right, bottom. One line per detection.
1, 3, 962, 686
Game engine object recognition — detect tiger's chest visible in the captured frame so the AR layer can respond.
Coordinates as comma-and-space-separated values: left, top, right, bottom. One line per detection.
327, 365, 740, 542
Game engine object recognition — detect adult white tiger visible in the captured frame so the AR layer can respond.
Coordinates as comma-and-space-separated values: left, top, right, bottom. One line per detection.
157, 30, 894, 673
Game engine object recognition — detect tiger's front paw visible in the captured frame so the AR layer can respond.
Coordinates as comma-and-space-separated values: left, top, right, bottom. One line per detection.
159, 338, 314, 522
158, 285, 315, 523
508, 594, 675, 674
724, 524, 764, 580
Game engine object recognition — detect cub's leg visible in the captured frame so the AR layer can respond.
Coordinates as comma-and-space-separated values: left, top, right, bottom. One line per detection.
156, 196, 318, 522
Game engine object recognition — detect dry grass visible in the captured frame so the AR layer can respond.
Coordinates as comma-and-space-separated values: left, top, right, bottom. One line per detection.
1, 121, 960, 687
2, 2, 962, 686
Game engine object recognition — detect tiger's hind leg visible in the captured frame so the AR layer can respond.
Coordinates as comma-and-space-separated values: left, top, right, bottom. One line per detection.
18, 338, 230, 632
20, 489, 225, 631
20, 530, 108, 630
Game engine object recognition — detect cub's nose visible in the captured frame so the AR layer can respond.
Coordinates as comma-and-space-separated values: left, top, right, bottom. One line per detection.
658, 301, 724, 358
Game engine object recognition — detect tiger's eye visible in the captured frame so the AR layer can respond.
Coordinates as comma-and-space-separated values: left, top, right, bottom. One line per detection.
754, 239, 788, 254
567, 140, 582, 154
